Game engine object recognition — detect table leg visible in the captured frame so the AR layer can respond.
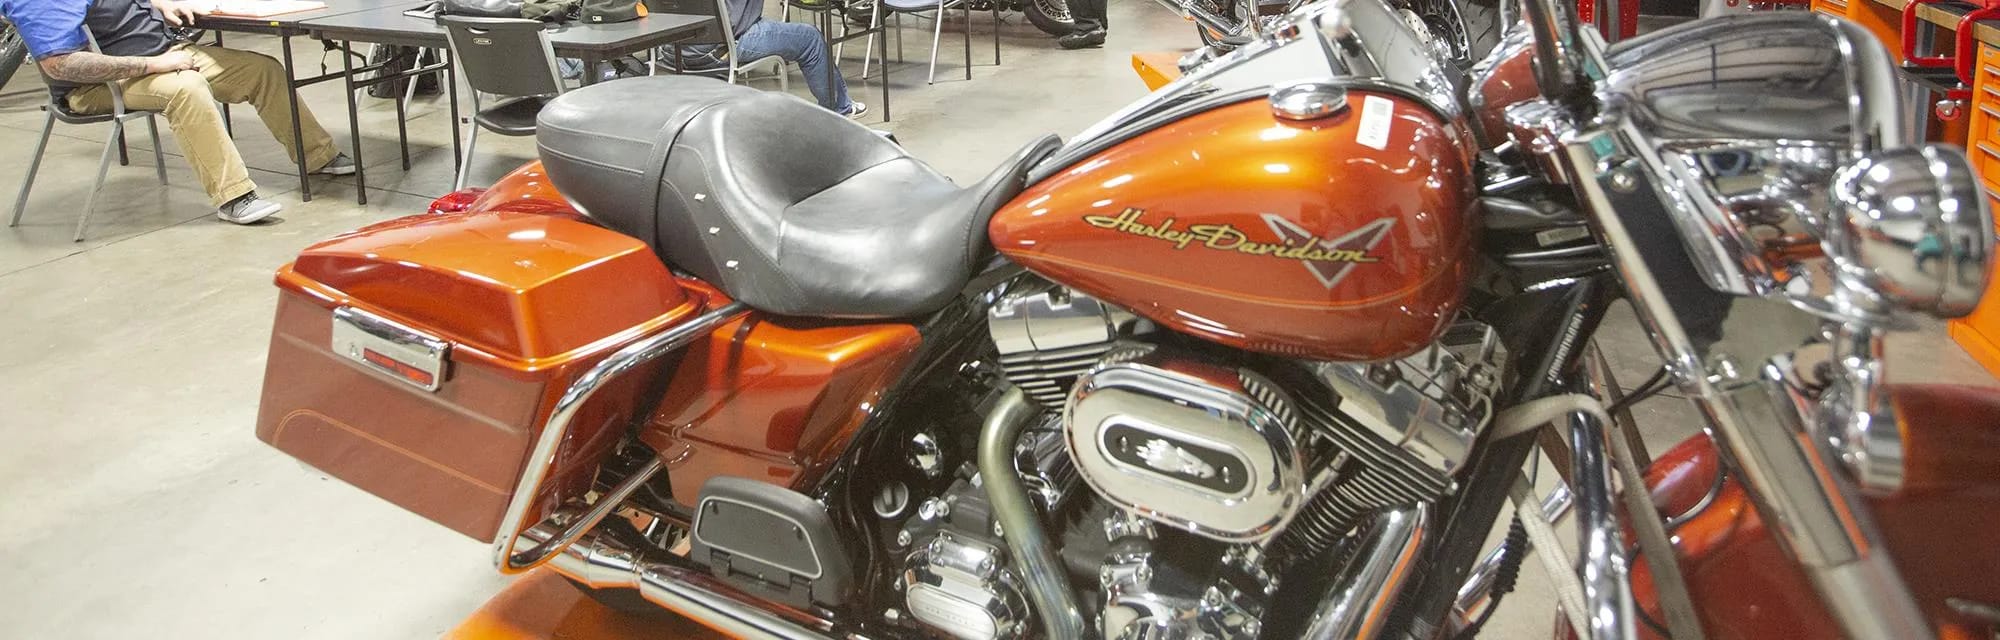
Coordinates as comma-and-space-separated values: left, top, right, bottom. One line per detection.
581, 55, 602, 86
395, 67, 411, 171
962, 5, 971, 81
448, 50, 463, 170
879, 0, 890, 121
214, 30, 234, 138
992, 2, 1000, 65
282, 35, 312, 202
341, 40, 368, 205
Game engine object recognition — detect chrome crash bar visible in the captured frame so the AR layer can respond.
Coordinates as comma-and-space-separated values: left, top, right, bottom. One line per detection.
492, 301, 748, 573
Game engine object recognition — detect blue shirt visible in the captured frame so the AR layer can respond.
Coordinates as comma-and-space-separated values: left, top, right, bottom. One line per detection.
0, 0, 92, 59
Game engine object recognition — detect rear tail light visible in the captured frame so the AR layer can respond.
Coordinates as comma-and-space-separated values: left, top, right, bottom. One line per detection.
427, 188, 487, 214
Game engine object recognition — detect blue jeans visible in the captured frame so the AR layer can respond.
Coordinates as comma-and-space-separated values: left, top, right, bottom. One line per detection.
736, 20, 852, 112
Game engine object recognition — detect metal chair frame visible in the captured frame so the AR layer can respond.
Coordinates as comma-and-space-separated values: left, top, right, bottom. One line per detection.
653, 0, 794, 90
10, 32, 167, 243
883, 0, 999, 85
439, 16, 567, 190
781, 0, 882, 79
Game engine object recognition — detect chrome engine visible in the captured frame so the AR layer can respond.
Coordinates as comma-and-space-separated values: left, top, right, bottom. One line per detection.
1068, 352, 1317, 542
900, 476, 1034, 640
978, 284, 1506, 638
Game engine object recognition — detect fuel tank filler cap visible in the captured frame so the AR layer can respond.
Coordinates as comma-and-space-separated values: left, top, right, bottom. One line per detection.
1270, 81, 1350, 121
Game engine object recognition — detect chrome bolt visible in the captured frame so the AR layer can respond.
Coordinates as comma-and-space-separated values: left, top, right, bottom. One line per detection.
896, 530, 913, 547
884, 608, 902, 621
992, 520, 1004, 537
1608, 168, 1638, 193
1244, 620, 1263, 636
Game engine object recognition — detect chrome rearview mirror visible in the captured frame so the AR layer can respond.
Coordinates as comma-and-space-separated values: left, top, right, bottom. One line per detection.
1828, 145, 1995, 318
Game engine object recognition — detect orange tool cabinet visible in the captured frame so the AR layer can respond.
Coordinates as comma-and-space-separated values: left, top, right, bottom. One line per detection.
1950, 42, 2000, 377
1816, 0, 2000, 376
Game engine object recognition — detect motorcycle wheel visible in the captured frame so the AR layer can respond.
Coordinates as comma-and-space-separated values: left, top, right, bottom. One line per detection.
1024, 0, 1076, 35
0, 23, 25, 90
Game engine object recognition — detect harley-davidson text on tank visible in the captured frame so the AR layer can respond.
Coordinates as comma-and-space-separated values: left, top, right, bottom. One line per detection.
1082, 208, 1396, 289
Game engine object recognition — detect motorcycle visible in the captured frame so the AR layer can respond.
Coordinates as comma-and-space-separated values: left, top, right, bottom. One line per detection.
252, 0, 1999, 636
1170, 0, 1497, 66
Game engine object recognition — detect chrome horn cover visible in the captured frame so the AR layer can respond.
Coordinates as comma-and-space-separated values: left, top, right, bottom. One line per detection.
1828, 145, 1995, 318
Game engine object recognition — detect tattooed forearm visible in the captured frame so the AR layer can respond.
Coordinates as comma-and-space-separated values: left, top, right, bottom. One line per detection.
39, 52, 153, 83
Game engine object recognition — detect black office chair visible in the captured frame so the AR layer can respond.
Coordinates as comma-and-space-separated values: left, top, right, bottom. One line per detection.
10, 32, 168, 242
439, 15, 564, 190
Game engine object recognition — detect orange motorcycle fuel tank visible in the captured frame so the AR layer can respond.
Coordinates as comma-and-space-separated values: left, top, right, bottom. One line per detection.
990, 0, 1479, 362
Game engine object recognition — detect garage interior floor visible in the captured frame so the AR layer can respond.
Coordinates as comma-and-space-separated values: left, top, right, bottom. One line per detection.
2, 2, 1994, 638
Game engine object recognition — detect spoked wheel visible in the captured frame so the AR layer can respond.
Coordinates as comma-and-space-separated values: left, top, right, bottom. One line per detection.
0, 22, 26, 90
1024, 0, 1076, 35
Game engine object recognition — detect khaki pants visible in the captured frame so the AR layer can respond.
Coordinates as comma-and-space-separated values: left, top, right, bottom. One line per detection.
68, 44, 339, 207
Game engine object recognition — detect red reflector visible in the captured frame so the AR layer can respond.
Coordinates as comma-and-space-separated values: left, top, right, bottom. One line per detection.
427, 188, 488, 214
362, 348, 437, 386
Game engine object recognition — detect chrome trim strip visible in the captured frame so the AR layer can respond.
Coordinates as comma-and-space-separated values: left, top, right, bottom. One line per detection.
979, 387, 1087, 640
493, 301, 750, 573
1301, 504, 1429, 640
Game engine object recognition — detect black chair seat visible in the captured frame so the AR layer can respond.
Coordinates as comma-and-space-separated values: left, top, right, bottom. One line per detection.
474, 96, 552, 136
537, 76, 1061, 319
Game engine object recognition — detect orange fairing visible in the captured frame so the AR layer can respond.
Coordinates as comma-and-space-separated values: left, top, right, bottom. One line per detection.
1621, 385, 2000, 639
640, 283, 923, 508
990, 95, 1477, 362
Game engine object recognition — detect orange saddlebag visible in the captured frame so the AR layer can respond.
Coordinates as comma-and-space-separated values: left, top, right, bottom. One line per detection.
255, 211, 704, 540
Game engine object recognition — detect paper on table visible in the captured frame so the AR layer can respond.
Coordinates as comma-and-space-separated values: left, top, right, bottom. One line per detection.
193, 0, 329, 17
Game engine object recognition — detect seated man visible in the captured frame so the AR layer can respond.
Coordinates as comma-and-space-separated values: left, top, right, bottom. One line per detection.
666, 0, 865, 118
0, 0, 355, 224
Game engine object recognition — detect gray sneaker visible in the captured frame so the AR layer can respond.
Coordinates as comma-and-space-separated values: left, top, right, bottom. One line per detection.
218, 193, 282, 225
843, 101, 868, 119
314, 153, 357, 176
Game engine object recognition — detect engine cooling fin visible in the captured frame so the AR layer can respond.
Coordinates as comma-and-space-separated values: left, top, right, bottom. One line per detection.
1243, 372, 1451, 564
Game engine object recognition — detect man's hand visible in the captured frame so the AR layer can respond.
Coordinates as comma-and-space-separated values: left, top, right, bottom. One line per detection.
153, 0, 211, 27
146, 50, 199, 74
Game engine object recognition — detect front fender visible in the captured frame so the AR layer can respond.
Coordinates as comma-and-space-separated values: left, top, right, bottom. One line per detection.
1624, 384, 2000, 639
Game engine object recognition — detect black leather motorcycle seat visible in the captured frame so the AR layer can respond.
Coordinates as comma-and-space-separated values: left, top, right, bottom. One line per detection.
536, 76, 1061, 319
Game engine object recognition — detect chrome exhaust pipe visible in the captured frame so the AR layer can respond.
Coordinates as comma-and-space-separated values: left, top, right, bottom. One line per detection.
536, 525, 837, 640
979, 387, 1088, 640
1301, 505, 1430, 640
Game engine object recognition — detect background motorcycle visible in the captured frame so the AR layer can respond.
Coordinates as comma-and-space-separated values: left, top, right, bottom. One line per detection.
252, 0, 1998, 638
1, 20, 25, 90
1173, 0, 1498, 65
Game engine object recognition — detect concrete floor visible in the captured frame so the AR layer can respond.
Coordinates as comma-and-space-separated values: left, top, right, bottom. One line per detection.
0, 2, 1993, 638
